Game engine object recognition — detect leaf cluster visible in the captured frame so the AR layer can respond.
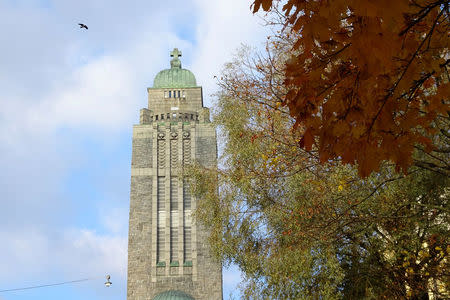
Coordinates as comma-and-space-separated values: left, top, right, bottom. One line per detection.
252, 0, 450, 177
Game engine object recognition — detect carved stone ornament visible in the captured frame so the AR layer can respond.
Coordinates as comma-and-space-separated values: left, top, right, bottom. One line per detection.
182, 131, 190, 139
171, 131, 178, 139
157, 132, 165, 140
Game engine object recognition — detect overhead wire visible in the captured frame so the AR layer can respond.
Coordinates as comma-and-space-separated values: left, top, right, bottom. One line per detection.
0, 277, 103, 293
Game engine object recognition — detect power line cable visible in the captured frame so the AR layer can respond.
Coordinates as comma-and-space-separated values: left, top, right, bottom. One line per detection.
0, 277, 101, 293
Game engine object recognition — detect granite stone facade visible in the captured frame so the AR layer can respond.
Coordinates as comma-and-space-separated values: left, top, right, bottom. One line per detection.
127, 52, 222, 300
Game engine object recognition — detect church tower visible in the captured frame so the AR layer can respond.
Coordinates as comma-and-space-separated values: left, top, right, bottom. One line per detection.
127, 49, 222, 300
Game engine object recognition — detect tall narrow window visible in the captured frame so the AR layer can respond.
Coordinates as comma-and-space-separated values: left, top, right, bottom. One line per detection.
183, 226, 191, 262
157, 226, 165, 263
158, 177, 166, 211
170, 177, 178, 210
182, 91, 185, 98
157, 177, 165, 263
170, 177, 179, 262
164, 91, 168, 98
170, 213, 178, 262
183, 179, 192, 263
169, 91, 172, 98
178, 90, 181, 98
183, 180, 191, 210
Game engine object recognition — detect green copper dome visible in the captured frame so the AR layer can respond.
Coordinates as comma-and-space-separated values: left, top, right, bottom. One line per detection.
152, 290, 195, 300
153, 48, 197, 88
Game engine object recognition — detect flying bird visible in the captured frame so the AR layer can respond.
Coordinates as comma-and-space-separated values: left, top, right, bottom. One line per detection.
78, 23, 88, 30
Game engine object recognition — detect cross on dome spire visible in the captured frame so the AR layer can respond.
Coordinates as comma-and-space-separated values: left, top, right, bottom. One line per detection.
170, 48, 182, 59
170, 48, 182, 69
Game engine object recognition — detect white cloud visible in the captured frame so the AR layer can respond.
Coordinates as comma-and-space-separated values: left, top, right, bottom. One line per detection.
0, 229, 52, 280
0, 228, 126, 282
99, 206, 129, 236
60, 229, 127, 278
191, 0, 269, 105
34, 55, 137, 131
0, 1, 269, 299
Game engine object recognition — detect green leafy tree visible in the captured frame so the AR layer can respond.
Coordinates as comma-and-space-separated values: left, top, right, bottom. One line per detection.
186, 43, 449, 299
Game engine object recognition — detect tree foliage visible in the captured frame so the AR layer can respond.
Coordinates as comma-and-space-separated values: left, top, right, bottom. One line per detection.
252, 0, 449, 177
186, 43, 449, 299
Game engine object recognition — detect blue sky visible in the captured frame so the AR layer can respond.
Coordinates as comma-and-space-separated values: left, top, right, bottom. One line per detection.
0, 0, 269, 299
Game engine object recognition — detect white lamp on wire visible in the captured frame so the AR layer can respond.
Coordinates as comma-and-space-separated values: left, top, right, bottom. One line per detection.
105, 275, 112, 287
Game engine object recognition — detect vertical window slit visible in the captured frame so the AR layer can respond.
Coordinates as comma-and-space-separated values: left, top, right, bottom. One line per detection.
157, 177, 166, 263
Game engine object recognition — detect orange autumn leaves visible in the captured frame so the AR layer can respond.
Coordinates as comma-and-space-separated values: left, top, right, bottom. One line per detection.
253, 0, 449, 177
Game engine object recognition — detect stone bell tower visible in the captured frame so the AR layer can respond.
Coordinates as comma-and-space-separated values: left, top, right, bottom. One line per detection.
126, 49, 222, 300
